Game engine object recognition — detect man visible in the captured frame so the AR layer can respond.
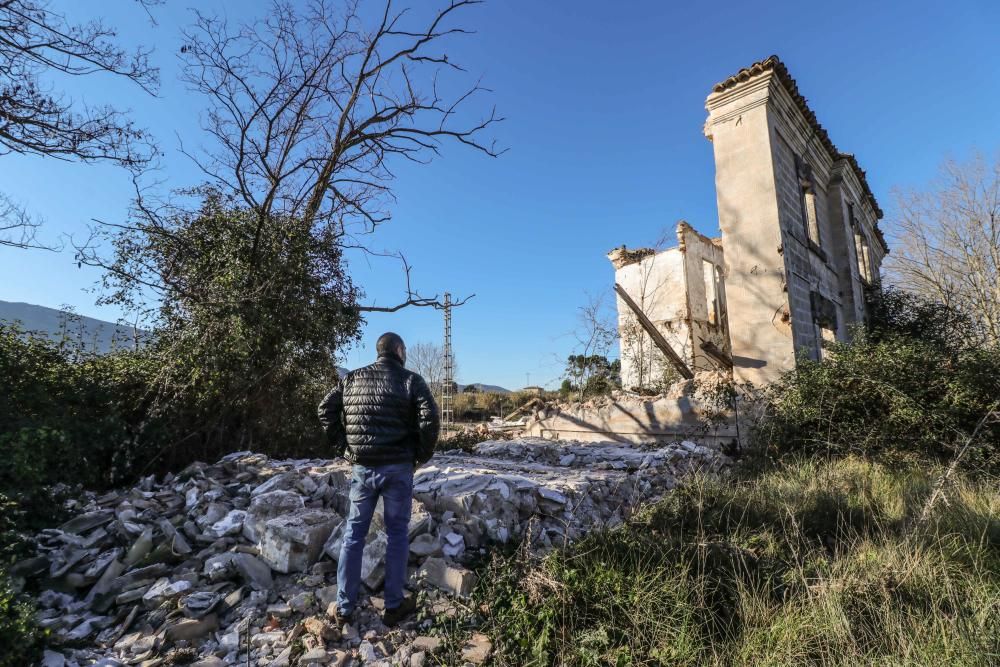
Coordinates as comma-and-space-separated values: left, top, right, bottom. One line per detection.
317, 332, 439, 626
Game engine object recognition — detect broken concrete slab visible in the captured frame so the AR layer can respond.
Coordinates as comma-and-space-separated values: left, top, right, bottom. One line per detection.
259, 509, 340, 573
417, 557, 477, 597
242, 490, 305, 543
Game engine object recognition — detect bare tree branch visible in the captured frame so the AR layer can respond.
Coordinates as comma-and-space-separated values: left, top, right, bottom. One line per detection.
352, 248, 473, 312
886, 151, 1000, 345
174, 0, 503, 280
0, 0, 160, 247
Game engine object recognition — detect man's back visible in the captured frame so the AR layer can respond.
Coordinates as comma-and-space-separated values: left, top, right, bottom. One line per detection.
318, 353, 439, 467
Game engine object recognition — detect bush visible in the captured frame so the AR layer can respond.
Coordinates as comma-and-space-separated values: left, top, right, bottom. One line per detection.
0, 492, 44, 667
0, 574, 44, 667
753, 289, 1000, 469
0, 321, 344, 534
474, 458, 1000, 666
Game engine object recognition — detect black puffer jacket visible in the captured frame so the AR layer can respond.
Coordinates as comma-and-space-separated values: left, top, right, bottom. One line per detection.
317, 354, 440, 466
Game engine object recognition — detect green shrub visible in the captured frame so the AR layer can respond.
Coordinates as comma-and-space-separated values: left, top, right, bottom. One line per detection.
752, 289, 1000, 469
0, 574, 44, 667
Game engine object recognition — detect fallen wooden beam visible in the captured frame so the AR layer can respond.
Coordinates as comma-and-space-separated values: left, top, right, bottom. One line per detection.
699, 340, 734, 370
613, 283, 694, 380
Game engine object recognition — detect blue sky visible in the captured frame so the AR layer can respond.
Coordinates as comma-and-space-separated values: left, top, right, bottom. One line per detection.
1, 0, 997, 390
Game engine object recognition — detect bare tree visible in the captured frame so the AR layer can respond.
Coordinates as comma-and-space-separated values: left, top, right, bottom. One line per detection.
886, 152, 1000, 345
408, 339, 459, 416
0, 0, 159, 247
567, 292, 617, 401
154, 0, 500, 312
408, 340, 447, 388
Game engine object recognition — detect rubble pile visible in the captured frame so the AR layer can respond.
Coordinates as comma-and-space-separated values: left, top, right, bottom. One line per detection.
16, 437, 731, 667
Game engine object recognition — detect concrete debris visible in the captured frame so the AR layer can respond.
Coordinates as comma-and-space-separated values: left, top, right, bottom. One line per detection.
462, 632, 493, 664
18, 437, 730, 666
259, 510, 340, 574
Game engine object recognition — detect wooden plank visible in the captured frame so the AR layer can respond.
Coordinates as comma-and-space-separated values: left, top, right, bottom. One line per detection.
613, 283, 694, 380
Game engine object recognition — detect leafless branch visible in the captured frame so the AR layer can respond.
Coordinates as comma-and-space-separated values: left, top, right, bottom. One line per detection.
176, 0, 502, 270
0, 191, 59, 250
354, 249, 473, 312
886, 151, 1000, 345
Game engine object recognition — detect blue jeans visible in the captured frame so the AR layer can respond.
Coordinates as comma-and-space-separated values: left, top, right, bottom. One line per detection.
336, 462, 414, 613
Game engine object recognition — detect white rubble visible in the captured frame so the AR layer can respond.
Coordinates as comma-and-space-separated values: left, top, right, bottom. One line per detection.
16, 436, 730, 666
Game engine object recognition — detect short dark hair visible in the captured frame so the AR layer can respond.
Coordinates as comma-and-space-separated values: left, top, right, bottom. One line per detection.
376, 332, 405, 359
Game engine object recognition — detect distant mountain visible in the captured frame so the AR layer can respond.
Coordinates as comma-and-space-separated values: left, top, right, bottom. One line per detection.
459, 382, 511, 394
0, 300, 146, 354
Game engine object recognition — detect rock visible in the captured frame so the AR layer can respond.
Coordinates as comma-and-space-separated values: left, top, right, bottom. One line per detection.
288, 590, 315, 613
165, 613, 218, 641
191, 658, 226, 667
418, 557, 477, 597
252, 631, 285, 647
204, 552, 273, 590
251, 471, 296, 496
41, 650, 66, 667
538, 487, 567, 504
316, 584, 338, 609
181, 590, 222, 618
209, 509, 246, 537
461, 633, 492, 664
260, 510, 341, 573
441, 531, 465, 558
219, 629, 240, 652
328, 649, 350, 667
358, 640, 377, 662
267, 602, 292, 618
411, 636, 443, 654
269, 646, 292, 667
243, 490, 305, 542
409, 533, 441, 558
142, 578, 193, 609
299, 647, 328, 664
123, 527, 154, 567
360, 530, 388, 589
60, 511, 114, 535
19, 439, 731, 663
303, 615, 340, 641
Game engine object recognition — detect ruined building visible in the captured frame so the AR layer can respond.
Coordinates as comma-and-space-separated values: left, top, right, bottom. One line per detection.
611, 56, 887, 387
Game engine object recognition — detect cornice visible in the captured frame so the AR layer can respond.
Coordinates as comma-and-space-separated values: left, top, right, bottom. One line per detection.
708, 56, 884, 229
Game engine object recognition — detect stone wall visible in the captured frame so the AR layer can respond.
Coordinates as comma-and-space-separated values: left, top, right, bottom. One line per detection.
523, 374, 737, 447
703, 57, 886, 383
609, 223, 729, 391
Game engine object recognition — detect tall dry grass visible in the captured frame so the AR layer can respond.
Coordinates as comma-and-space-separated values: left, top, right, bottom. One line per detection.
470, 458, 999, 666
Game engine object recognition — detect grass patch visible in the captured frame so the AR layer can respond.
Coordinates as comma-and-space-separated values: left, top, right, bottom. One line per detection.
473, 457, 999, 666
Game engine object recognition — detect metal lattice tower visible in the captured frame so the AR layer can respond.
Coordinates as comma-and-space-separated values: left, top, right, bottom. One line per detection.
441, 292, 454, 432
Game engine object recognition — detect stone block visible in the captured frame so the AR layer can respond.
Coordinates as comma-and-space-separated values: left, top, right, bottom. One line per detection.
361, 530, 388, 589
165, 613, 218, 641
417, 557, 477, 597
242, 491, 305, 543
209, 510, 246, 537
260, 510, 340, 574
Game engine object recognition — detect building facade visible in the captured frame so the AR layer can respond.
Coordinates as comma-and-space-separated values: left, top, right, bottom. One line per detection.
612, 56, 887, 387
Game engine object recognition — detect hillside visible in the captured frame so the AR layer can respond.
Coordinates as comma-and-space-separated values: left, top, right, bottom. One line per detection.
460, 382, 511, 394
0, 300, 146, 354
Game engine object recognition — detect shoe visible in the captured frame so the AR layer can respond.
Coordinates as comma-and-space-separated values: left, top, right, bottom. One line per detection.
382, 596, 417, 626
331, 606, 354, 626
